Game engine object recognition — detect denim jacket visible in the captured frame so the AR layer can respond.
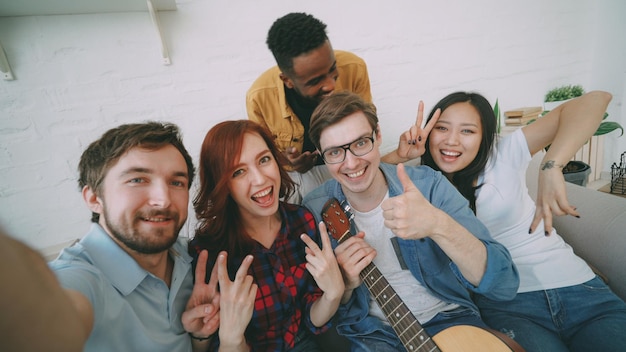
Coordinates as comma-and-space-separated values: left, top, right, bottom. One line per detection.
302, 163, 519, 346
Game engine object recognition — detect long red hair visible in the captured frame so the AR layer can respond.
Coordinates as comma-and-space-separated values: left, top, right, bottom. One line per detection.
192, 120, 295, 256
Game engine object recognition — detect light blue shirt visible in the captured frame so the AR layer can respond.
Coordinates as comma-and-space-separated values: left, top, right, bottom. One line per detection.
50, 224, 194, 352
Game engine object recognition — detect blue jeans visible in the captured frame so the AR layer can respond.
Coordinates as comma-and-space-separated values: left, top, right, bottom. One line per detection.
351, 307, 488, 352
289, 328, 322, 352
475, 276, 626, 352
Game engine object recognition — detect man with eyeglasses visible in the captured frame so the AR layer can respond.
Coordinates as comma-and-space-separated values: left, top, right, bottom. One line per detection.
247, 12, 426, 203
302, 92, 519, 351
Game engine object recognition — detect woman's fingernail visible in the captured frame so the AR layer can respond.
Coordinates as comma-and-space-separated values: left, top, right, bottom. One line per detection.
528, 228, 532, 234
545, 231, 549, 236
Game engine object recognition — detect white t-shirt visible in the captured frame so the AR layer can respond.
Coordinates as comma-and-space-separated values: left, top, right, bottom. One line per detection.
476, 129, 594, 292
351, 194, 458, 324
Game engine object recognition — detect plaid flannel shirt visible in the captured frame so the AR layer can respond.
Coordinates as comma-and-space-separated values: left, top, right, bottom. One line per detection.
190, 202, 330, 351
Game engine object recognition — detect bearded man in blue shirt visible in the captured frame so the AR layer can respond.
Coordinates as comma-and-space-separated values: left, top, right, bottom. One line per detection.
49, 122, 220, 351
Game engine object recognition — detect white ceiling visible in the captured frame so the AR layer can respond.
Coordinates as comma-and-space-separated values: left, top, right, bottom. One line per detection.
0, 0, 176, 17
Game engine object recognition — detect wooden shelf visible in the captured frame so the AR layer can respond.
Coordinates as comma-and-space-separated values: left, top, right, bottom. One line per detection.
0, 0, 176, 16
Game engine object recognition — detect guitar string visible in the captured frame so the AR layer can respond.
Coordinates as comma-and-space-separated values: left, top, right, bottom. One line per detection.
361, 264, 437, 351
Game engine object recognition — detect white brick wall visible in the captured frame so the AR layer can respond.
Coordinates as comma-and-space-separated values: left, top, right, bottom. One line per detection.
0, 0, 625, 251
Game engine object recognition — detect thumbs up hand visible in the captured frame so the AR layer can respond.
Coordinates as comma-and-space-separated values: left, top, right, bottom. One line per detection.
381, 163, 439, 240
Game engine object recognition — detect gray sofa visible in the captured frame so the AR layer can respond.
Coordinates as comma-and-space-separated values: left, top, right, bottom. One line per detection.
526, 153, 626, 301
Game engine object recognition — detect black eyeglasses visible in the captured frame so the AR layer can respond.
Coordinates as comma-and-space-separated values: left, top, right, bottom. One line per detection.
320, 131, 376, 164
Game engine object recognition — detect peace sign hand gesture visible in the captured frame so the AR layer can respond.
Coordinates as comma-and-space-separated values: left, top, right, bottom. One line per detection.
396, 101, 441, 161
182, 250, 220, 339
301, 222, 345, 300
215, 252, 257, 350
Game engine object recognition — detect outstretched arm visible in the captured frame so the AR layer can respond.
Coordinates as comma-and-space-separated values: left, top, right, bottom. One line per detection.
0, 230, 91, 352
523, 91, 612, 234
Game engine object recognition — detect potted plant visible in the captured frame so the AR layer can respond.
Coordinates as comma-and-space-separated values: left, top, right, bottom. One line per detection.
544, 84, 585, 110
561, 111, 623, 186
542, 85, 623, 186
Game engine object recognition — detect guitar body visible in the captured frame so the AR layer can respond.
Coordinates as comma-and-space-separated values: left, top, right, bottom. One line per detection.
321, 198, 525, 352
433, 325, 524, 352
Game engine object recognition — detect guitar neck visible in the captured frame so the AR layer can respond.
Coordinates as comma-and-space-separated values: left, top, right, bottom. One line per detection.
359, 261, 439, 352
321, 198, 440, 351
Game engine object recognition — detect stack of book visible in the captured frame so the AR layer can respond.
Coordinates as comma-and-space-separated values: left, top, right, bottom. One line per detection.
504, 106, 542, 126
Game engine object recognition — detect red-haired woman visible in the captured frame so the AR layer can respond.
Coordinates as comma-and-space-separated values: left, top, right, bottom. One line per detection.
189, 120, 344, 352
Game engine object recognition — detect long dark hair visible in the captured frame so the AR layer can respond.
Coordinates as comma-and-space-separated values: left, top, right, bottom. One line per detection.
192, 120, 295, 256
421, 92, 497, 213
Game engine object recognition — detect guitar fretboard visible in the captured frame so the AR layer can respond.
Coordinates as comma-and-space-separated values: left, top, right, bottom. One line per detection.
359, 261, 439, 351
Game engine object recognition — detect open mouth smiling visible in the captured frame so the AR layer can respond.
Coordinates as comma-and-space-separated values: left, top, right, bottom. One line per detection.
346, 168, 366, 178
251, 186, 273, 204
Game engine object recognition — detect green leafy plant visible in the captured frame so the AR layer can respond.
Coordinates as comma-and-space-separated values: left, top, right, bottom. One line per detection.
544, 84, 585, 102
493, 98, 501, 134
595, 113, 624, 137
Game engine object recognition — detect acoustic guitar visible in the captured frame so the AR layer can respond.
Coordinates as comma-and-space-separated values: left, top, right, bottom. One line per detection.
321, 198, 524, 352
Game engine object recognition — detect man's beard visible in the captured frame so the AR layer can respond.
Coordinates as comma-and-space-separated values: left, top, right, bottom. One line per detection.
103, 208, 182, 255
294, 87, 327, 106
